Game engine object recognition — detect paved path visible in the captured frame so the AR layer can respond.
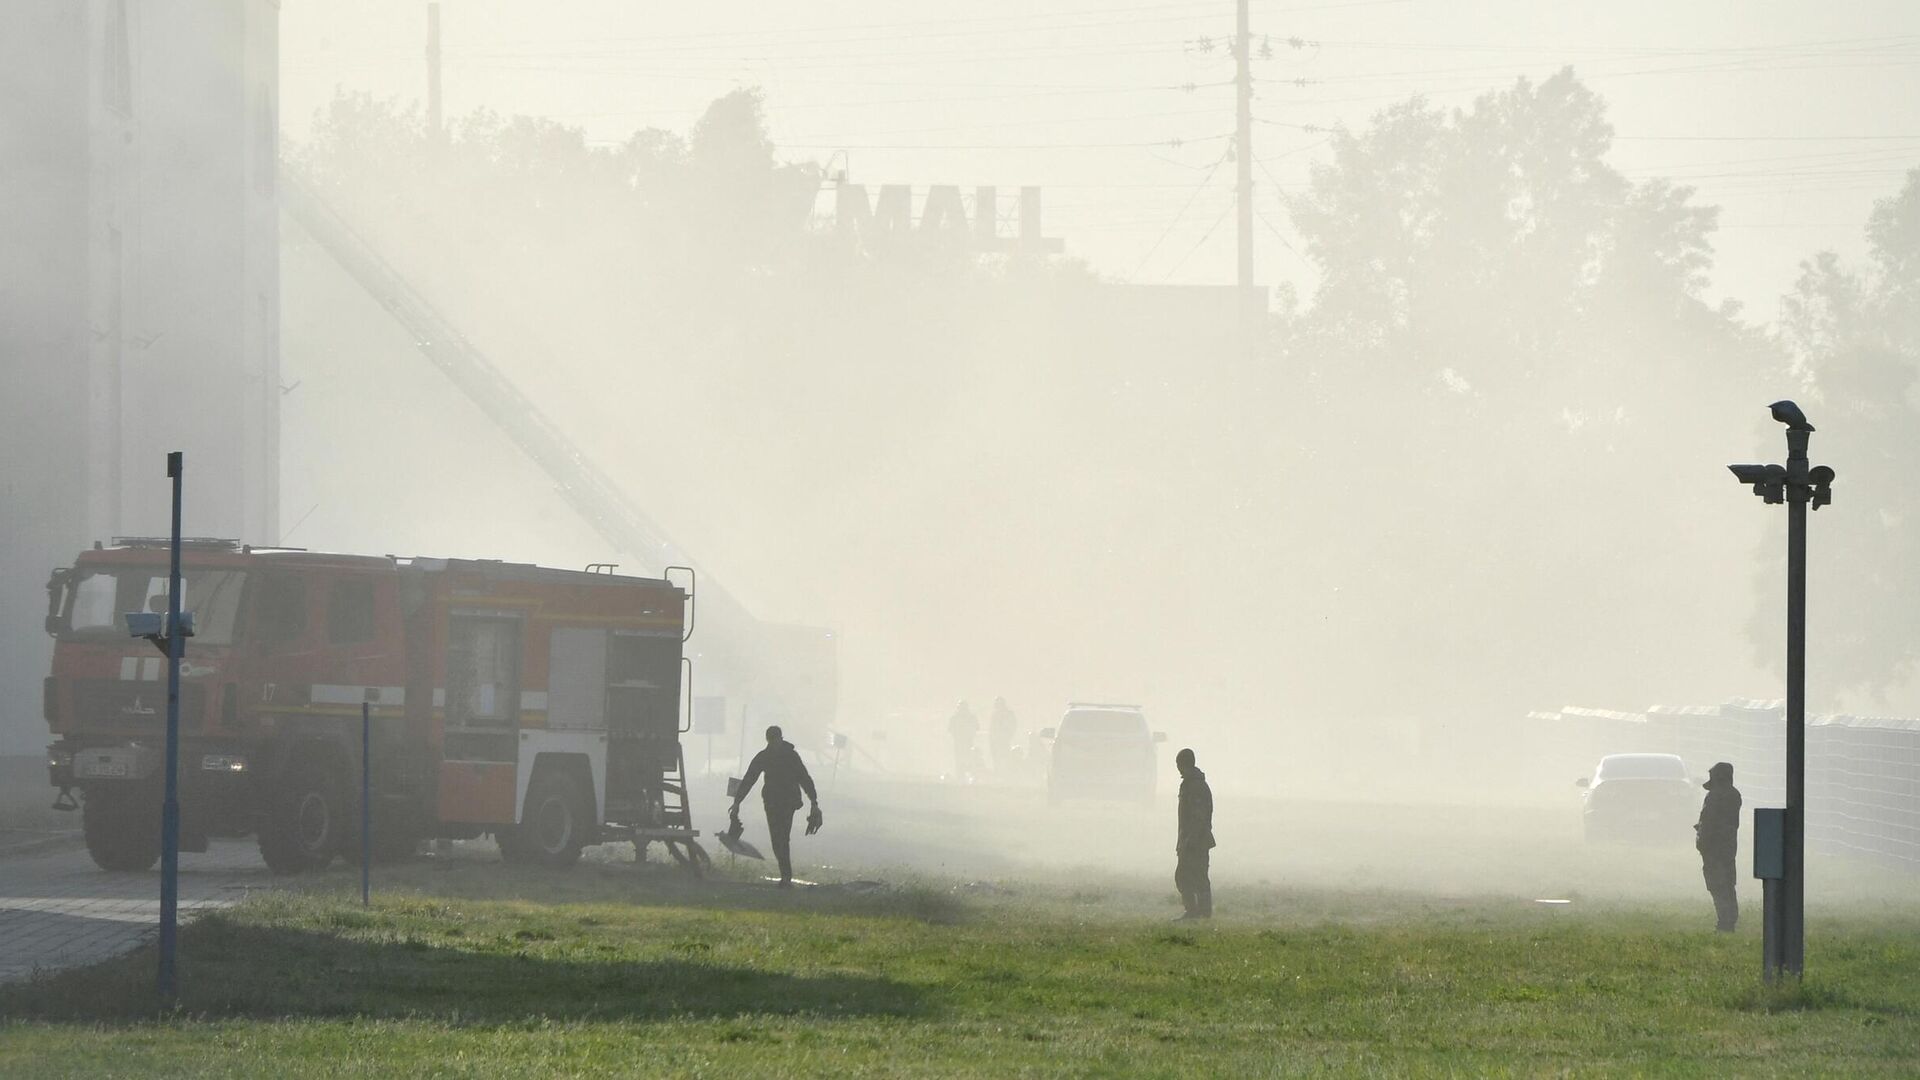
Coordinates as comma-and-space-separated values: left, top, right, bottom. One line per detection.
0, 840, 273, 982
0, 829, 80, 859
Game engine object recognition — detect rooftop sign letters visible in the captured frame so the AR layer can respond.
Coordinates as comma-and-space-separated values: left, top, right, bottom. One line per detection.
834, 181, 1064, 254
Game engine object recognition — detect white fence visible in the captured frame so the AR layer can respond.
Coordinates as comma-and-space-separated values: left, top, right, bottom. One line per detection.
1530, 700, 1920, 869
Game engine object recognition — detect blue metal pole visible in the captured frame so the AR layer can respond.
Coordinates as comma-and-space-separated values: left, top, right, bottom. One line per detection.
362, 701, 372, 907
159, 451, 183, 1001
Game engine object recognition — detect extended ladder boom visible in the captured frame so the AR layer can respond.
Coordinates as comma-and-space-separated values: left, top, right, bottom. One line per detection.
282, 169, 746, 626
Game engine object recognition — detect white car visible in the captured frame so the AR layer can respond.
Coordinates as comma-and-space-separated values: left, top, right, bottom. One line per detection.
1576, 753, 1700, 845
1041, 702, 1166, 805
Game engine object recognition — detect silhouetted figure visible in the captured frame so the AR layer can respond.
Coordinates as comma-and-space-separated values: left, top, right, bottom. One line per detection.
947, 700, 979, 779
1695, 760, 1741, 932
731, 725, 820, 887
1174, 747, 1214, 919
989, 697, 1017, 773
1025, 727, 1048, 777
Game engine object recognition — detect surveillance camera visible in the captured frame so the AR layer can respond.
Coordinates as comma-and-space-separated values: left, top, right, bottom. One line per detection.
1728, 463, 1787, 504
1809, 464, 1836, 510
1768, 400, 1815, 432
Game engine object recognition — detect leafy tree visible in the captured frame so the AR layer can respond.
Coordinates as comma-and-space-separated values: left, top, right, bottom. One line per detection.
1271, 69, 1773, 716
1286, 68, 1726, 407
1768, 169, 1920, 699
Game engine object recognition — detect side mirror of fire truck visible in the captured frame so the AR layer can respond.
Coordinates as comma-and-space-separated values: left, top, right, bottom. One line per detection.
44, 568, 71, 636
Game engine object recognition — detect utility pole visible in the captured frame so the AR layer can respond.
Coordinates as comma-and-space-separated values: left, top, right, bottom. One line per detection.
1234, 0, 1253, 294
426, 3, 444, 139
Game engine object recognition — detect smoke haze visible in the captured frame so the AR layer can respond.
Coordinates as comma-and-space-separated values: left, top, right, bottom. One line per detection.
5, 1, 1918, 892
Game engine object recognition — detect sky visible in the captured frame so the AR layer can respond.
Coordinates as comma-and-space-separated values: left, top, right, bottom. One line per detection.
281, 0, 1920, 321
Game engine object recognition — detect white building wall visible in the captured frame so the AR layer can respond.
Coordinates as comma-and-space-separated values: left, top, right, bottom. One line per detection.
118, 0, 279, 544
0, 0, 279, 753
85, 0, 134, 541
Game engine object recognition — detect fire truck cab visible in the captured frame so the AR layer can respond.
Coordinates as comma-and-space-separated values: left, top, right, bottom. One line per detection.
44, 540, 702, 874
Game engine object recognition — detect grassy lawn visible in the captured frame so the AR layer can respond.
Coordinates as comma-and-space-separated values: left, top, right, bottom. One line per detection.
1, 855, 1915, 1077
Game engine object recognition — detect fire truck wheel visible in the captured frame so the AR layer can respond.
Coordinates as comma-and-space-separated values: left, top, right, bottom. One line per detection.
259, 762, 346, 874
516, 770, 590, 869
82, 786, 160, 872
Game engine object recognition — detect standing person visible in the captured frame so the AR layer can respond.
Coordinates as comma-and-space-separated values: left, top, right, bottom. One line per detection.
947, 701, 979, 780
730, 726, 821, 888
989, 697, 1017, 774
1695, 761, 1742, 932
1174, 748, 1214, 920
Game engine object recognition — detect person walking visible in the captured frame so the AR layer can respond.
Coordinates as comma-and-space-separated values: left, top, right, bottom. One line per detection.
989, 697, 1017, 774
947, 700, 980, 780
731, 725, 822, 888
1174, 747, 1214, 920
1695, 760, 1742, 932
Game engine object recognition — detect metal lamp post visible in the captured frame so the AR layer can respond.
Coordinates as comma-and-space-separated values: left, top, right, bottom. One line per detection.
124, 452, 192, 1000
1728, 400, 1835, 981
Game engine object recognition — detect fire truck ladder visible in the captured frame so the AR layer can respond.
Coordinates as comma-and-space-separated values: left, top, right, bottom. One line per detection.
283, 170, 733, 870
280, 169, 751, 631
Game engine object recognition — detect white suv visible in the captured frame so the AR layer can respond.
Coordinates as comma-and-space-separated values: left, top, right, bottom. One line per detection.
1041, 702, 1166, 805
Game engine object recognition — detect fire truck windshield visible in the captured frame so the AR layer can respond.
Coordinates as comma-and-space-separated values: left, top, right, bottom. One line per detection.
62, 568, 249, 646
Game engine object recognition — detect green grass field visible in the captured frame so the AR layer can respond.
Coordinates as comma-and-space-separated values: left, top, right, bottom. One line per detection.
2, 853, 1915, 1078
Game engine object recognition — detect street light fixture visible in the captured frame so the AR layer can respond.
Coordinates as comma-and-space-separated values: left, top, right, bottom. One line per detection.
1727, 400, 1835, 982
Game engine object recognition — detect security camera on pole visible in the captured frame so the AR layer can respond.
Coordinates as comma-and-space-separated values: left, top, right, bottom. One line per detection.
1727, 401, 1835, 982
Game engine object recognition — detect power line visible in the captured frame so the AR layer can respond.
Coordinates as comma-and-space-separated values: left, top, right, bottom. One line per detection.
1235, 0, 1254, 291
1133, 150, 1233, 277
1615, 134, 1920, 143
1299, 33, 1920, 57
1166, 197, 1237, 279
550, 82, 1232, 117
446, 0, 1411, 54
782, 107, 1224, 141
1255, 137, 1332, 164
1254, 152, 1303, 199
1254, 117, 1332, 131
1255, 206, 1310, 266
779, 133, 1233, 150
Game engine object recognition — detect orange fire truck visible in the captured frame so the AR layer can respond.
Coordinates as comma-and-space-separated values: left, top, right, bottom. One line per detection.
43, 539, 707, 873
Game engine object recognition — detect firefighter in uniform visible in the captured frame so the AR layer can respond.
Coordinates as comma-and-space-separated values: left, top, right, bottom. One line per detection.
1174, 747, 1214, 920
731, 726, 822, 888
1695, 760, 1742, 932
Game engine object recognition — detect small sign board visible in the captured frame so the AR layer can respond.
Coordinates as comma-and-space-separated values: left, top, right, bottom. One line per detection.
693, 695, 727, 735
1753, 807, 1786, 879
